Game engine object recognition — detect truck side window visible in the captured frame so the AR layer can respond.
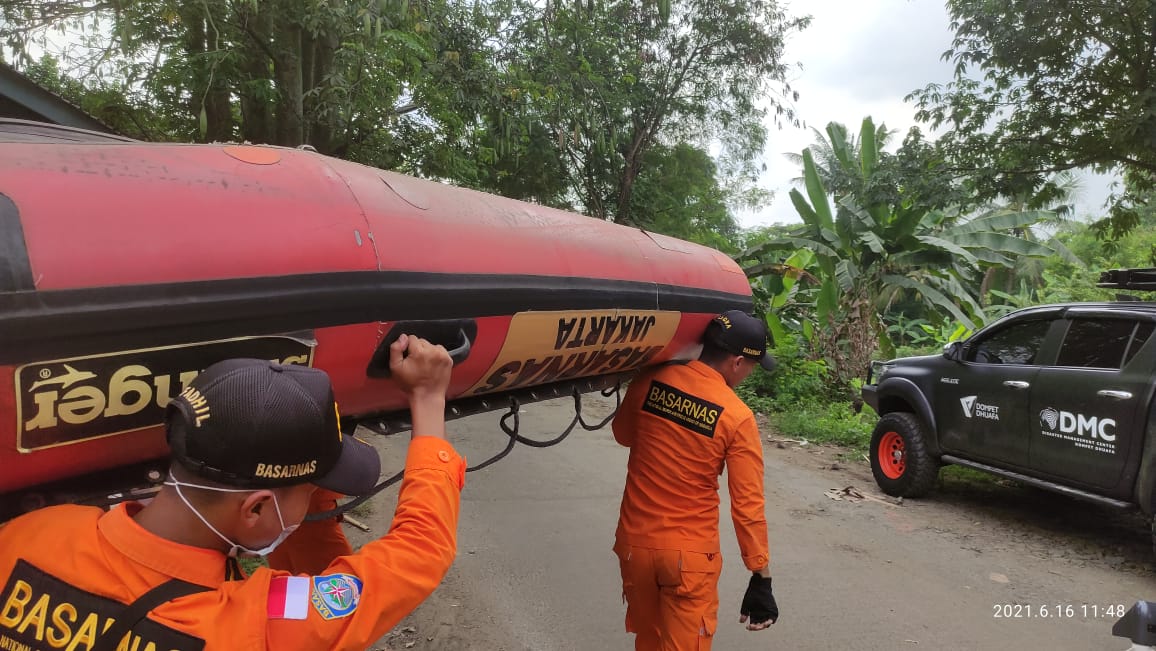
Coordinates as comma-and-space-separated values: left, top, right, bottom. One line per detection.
1123, 321, 1155, 366
1057, 319, 1139, 369
968, 320, 1050, 365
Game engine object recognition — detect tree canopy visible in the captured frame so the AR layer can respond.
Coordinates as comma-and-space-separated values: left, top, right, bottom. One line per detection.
909, 0, 1156, 237
740, 117, 1060, 381
1, 0, 806, 232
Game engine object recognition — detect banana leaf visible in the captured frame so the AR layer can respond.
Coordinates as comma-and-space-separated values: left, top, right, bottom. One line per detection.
883, 274, 977, 330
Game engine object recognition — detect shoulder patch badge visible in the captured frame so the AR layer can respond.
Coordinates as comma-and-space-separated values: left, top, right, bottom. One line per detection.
642, 380, 724, 438
310, 573, 363, 620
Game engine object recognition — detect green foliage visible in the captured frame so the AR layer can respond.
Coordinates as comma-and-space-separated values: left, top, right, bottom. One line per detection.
19, 55, 175, 140
0, 0, 794, 252
1037, 209, 1156, 304
630, 144, 741, 253
736, 332, 835, 410
891, 321, 971, 359
739, 116, 1059, 386
908, 0, 1156, 240
745, 248, 818, 345
236, 556, 268, 575
491, 0, 809, 224
767, 401, 876, 450
1, 0, 507, 173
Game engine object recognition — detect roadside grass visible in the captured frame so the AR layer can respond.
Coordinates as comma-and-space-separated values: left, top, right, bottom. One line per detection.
766, 401, 875, 452
346, 498, 375, 519
939, 463, 1012, 488
740, 390, 876, 454
735, 334, 878, 454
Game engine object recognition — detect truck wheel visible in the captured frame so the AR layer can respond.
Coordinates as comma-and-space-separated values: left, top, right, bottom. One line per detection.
870, 412, 939, 498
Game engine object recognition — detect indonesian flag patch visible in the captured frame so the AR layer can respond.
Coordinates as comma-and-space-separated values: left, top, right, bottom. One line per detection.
267, 576, 310, 620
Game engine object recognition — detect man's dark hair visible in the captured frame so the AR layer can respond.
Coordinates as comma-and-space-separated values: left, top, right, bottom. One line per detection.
699, 338, 738, 365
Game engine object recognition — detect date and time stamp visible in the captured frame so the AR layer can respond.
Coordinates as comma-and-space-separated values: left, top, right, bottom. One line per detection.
992, 603, 1128, 619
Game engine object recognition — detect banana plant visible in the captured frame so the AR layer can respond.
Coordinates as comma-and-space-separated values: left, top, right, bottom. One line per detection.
743, 249, 818, 346
738, 116, 1061, 383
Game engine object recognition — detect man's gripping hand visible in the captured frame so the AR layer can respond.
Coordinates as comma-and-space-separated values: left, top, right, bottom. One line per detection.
739, 573, 778, 630
389, 334, 453, 440
389, 334, 453, 397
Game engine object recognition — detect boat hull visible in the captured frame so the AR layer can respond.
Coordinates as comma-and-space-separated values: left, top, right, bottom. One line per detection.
0, 137, 752, 498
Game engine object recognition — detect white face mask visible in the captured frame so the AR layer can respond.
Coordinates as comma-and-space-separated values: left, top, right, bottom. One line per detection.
164, 477, 300, 558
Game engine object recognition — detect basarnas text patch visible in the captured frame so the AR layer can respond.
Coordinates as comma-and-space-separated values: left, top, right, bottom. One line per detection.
642, 380, 724, 438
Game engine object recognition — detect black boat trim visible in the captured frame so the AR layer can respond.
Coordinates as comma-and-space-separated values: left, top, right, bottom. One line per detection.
0, 270, 752, 364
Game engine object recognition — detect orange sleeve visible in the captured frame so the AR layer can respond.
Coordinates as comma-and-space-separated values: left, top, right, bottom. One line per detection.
266, 489, 354, 576
725, 413, 770, 571
612, 372, 652, 447
264, 436, 464, 651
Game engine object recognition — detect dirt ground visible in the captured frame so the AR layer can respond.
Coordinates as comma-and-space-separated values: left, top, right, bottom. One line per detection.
343, 395, 1155, 651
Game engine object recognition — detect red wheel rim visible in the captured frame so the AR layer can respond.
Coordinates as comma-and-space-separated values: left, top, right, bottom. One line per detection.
878, 431, 906, 480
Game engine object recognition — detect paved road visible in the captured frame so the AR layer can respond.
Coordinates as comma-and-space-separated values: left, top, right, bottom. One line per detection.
346, 395, 1155, 650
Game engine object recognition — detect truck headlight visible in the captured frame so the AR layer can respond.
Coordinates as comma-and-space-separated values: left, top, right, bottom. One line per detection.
869, 360, 894, 383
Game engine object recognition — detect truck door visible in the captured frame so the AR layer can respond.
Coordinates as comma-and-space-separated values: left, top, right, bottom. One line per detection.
937, 318, 1052, 467
1029, 316, 1153, 491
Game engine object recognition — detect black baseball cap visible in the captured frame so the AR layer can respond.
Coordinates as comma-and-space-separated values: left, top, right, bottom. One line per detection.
164, 358, 381, 495
705, 310, 777, 371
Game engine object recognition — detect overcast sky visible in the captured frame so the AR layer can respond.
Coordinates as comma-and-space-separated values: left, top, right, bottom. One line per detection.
737, 0, 1116, 229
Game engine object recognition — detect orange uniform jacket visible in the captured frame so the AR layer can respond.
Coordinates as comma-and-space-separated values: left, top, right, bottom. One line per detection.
0, 436, 464, 651
614, 361, 769, 571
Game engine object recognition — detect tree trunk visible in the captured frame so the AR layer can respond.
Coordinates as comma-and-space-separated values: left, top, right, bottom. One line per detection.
236, 5, 274, 144
816, 290, 878, 392
614, 156, 641, 225
205, 47, 232, 142
179, 0, 232, 143
614, 109, 661, 224
271, 8, 305, 146
304, 25, 341, 155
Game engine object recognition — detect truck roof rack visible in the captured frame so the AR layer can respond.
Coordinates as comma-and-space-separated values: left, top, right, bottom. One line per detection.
1097, 268, 1156, 292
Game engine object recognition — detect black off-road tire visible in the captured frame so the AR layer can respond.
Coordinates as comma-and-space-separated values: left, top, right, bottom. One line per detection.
869, 412, 940, 498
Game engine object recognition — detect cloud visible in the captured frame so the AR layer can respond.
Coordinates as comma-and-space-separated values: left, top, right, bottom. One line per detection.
735, 0, 1121, 230
737, 0, 956, 228
808, 0, 956, 101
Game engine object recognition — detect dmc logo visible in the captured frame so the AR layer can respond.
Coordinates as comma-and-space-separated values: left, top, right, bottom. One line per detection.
1040, 407, 1059, 430
1039, 407, 1116, 442
960, 396, 976, 418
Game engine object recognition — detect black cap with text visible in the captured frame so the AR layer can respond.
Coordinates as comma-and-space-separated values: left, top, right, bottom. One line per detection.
705, 310, 777, 371
164, 358, 380, 495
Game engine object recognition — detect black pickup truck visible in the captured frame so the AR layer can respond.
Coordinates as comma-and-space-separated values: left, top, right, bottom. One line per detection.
862, 268, 1156, 547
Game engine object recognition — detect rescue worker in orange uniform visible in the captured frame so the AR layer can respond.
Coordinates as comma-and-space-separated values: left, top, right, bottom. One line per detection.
613, 310, 779, 650
0, 334, 463, 651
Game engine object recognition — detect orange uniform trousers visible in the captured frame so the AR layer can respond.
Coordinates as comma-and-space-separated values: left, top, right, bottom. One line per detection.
615, 544, 723, 651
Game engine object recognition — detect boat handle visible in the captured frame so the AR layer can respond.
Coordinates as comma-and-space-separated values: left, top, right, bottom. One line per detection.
1097, 389, 1133, 400
1002, 380, 1030, 389
367, 319, 477, 378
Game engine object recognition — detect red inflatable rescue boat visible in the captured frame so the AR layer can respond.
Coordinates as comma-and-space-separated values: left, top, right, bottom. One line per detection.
0, 120, 753, 516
